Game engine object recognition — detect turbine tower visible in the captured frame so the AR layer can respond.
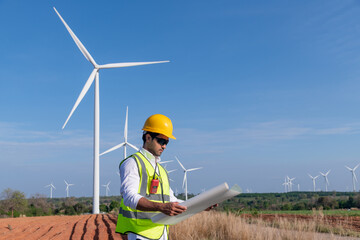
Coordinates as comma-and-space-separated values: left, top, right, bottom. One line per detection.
176, 156, 202, 200
345, 164, 360, 192
45, 183, 56, 199
308, 174, 319, 192
100, 106, 139, 159
282, 177, 288, 193
54, 8, 168, 214
319, 170, 331, 192
64, 180, 75, 198
102, 181, 111, 197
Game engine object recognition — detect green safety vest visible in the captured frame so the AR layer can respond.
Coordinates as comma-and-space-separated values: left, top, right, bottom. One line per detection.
116, 151, 170, 239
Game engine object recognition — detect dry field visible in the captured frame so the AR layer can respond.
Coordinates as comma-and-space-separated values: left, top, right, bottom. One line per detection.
1, 212, 360, 239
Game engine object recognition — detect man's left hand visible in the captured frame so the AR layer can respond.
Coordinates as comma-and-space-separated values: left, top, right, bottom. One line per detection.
205, 204, 218, 211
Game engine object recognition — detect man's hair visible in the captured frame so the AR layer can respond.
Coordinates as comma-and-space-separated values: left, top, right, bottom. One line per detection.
142, 131, 159, 145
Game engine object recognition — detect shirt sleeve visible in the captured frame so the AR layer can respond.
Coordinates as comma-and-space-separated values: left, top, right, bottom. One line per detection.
120, 157, 144, 209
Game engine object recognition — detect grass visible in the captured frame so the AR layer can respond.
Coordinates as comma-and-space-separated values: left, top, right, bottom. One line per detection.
239, 209, 360, 216
169, 210, 360, 240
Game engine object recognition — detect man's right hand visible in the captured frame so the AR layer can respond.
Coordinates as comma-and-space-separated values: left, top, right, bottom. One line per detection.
160, 202, 187, 216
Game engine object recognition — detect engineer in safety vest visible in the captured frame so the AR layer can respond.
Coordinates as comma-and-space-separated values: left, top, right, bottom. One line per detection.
116, 114, 187, 240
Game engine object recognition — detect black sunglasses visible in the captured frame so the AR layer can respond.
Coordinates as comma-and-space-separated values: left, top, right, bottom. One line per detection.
154, 137, 169, 146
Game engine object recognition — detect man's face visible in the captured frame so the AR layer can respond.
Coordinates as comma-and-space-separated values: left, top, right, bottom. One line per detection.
145, 134, 169, 157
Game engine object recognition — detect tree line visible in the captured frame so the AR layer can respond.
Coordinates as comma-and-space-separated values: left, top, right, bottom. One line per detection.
3, 188, 360, 218
0, 188, 121, 218
220, 191, 360, 212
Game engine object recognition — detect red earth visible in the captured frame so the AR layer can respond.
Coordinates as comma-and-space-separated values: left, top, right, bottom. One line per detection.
0, 214, 123, 240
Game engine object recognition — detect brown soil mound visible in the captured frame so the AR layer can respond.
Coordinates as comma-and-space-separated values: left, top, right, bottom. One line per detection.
0, 214, 122, 240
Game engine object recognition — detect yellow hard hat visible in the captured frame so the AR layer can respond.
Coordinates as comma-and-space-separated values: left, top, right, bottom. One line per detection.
142, 114, 176, 139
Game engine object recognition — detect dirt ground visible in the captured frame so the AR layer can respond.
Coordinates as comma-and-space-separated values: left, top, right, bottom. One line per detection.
0, 214, 122, 240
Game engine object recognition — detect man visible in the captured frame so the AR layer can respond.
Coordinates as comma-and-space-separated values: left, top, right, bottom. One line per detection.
116, 114, 187, 240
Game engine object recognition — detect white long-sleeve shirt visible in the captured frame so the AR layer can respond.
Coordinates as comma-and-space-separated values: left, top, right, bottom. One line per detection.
120, 148, 182, 240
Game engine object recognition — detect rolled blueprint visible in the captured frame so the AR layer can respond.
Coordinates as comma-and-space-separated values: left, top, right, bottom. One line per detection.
151, 182, 241, 225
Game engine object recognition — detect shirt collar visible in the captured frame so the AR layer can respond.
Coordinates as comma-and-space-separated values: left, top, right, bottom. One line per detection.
140, 147, 161, 164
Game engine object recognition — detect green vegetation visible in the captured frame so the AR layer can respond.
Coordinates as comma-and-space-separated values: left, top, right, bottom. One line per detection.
3, 188, 360, 218
220, 191, 360, 214
0, 188, 123, 218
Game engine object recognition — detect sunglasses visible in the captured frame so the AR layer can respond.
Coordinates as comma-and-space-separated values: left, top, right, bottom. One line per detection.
154, 137, 169, 146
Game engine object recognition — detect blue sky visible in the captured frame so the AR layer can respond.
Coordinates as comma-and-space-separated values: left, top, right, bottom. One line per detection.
2, 0, 360, 198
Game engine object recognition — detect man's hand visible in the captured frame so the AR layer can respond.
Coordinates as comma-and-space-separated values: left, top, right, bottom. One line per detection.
205, 204, 218, 211
159, 202, 187, 216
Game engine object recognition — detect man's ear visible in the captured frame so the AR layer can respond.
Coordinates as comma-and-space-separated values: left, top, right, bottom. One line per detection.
146, 134, 152, 143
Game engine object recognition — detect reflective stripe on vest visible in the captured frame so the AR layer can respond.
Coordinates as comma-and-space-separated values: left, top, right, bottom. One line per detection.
115, 151, 170, 239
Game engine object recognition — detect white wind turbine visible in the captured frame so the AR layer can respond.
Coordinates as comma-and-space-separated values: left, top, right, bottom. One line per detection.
100, 106, 138, 159
345, 164, 360, 192
287, 176, 295, 192
176, 156, 202, 200
102, 181, 111, 197
167, 169, 177, 182
308, 174, 319, 192
45, 183, 56, 199
319, 170, 331, 192
282, 177, 288, 193
54, 8, 168, 214
64, 180, 75, 198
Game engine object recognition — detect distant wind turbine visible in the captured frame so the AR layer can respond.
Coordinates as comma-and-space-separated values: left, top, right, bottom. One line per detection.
102, 181, 111, 197
54, 8, 168, 214
319, 170, 331, 192
45, 183, 56, 199
100, 106, 139, 159
176, 156, 202, 200
287, 176, 295, 192
345, 164, 360, 192
167, 169, 177, 182
282, 177, 288, 193
64, 180, 74, 198
308, 174, 319, 192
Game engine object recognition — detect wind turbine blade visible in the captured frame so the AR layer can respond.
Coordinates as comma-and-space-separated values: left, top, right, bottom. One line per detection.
127, 143, 139, 151
159, 160, 173, 164
99, 61, 169, 69
187, 167, 202, 172
182, 172, 187, 189
345, 166, 352, 171
53, 8, 97, 67
100, 142, 126, 156
45, 185, 50, 188
175, 156, 186, 171
167, 169, 177, 173
326, 170, 331, 175
354, 163, 360, 171
62, 69, 97, 129
124, 106, 128, 142
64, 180, 68, 185
314, 175, 319, 180
326, 177, 330, 185
320, 172, 325, 176
308, 174, 313, 179
354, 173, 358, 182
